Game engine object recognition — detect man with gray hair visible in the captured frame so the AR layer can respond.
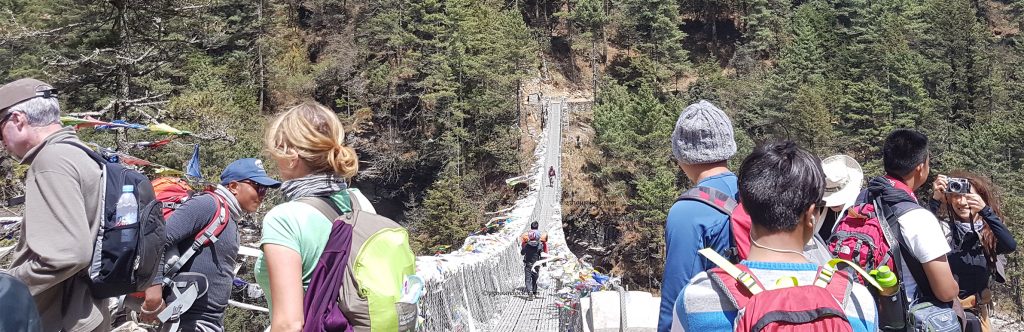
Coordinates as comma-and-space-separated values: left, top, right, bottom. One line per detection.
0, 78, 111, 331
658, 100, 738, 332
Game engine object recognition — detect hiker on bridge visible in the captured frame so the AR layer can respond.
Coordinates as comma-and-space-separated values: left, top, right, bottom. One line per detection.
548, 166, 556, 187
520, 221, 548, 300
137, 159, 280, 330
256, 102, 415, 331
0, 78, 111, 331
660, 100, 738, 332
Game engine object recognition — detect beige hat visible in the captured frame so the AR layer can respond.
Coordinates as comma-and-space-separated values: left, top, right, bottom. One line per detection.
822, 155, 863, 208
0, 78, 57, 114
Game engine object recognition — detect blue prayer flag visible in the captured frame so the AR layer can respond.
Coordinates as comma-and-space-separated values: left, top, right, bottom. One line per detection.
185, 144, 203, 180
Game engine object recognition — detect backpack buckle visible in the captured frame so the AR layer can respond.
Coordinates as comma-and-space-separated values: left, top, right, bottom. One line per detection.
738, 272, 760, 292
815, 266, 836, 287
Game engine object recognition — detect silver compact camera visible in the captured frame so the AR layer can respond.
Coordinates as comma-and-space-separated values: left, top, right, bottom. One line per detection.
946, 177, 972, 194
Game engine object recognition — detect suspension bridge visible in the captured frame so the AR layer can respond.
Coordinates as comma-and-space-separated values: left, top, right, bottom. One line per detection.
0, 96, 588, 331
414, 96, 576, 331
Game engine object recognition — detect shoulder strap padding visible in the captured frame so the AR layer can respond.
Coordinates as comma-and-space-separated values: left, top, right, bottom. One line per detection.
700, 248, 764, 296
676, 186, 737, 216
818, 267, 853, 306
55, 141, 106, 166
194, 193, 229, 244
298, 196, 345, 221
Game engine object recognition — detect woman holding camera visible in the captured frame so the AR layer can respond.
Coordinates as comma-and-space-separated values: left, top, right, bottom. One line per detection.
930, 171, 1017, 332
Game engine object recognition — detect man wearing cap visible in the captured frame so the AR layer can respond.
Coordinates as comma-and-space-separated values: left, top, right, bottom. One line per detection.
140, 158, 281, 330
1, 78, 113, 331
659, 100, 739, 332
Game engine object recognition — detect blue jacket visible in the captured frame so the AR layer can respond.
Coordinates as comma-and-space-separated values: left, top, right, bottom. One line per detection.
658, 172, 738, 332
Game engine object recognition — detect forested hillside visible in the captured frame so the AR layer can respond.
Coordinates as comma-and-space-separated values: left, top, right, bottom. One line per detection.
0, 0, 538, 256
3, 0, 1024, 321
552, 0, 1024, 316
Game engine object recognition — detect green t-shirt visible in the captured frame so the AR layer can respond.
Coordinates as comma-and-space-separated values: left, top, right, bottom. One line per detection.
254, 190, 352, 312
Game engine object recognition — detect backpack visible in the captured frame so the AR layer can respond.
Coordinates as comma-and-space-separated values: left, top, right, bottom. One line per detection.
826, 177, 945, 331
526, 230, 542, 248
826, 189, 919, 282
58, 142, 166, 299
676, 186, 752, 261
151, 177, 193, 220
298, 192, 417, 332
699, 248, 855, 332
151, 177, 231, 280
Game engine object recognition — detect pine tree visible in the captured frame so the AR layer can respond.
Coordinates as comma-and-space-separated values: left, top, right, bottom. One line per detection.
619, 0, 689, 80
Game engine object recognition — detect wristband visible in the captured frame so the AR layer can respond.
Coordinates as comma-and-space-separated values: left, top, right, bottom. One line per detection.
140, 299, 164, 315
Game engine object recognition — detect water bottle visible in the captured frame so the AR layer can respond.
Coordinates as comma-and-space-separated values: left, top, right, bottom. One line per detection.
870, 265, 899, 297
116, 185, 138, 243
871, 265, 908, 330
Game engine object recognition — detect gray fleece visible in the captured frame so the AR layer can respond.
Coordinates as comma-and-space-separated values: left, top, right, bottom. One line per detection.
162, 189, 240, 329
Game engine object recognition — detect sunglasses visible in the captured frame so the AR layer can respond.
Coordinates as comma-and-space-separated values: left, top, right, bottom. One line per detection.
815, 199, 828, 214
240, 180, 269, 197
0, 112, 14, 142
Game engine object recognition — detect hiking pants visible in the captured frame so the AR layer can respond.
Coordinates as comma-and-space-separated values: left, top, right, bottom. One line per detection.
524, 263, 539, 294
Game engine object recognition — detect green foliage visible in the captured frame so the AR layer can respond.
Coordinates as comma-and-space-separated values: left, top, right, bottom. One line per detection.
618, 0, 689, 80
409, 165, 477, 253
591, 79, 679, 288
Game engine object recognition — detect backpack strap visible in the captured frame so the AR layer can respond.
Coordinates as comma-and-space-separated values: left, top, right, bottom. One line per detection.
55, 141, 108, 166
676, 186, 737, 216
873, 196, 933, 301
297, 196, 345, 221
162, 201, 182, 210
816, 266, 853, 306
699, 248, 764, 295
163, 192, 229, 282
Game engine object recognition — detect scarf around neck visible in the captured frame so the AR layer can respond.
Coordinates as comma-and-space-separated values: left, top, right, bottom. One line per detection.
280, 173, 348, 201
214, 184, 243, 220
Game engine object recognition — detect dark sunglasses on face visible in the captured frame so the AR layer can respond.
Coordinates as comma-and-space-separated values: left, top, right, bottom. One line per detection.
0, 112, 14, 142
240, 180, 269, 196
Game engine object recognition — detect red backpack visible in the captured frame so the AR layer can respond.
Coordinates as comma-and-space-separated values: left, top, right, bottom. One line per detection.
677, 186, 752, 261
152, 177, 194, 219
825, 177, 919, 280
699, 249, 855, 331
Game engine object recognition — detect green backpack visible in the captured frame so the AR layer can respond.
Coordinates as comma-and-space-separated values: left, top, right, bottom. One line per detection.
299, 191, 417, 332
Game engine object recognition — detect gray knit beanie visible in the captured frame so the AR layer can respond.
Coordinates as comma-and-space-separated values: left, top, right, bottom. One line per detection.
671, 100, 737, 165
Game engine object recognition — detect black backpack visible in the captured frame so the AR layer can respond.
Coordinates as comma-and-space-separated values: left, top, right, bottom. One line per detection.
59, 142, 166, 298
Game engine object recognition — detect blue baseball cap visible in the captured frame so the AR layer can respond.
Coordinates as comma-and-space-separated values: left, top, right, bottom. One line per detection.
220, 158, 281, 188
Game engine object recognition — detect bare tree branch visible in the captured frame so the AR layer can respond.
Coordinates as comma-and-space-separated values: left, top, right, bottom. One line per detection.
67, 93, 169, 117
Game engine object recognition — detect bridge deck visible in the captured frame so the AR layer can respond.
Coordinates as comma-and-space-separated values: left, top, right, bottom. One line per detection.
481, 98, 566, 331
481, 290, 560, 331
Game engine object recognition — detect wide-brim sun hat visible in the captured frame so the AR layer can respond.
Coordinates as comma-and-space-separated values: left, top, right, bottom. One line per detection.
821, 154, 864, 209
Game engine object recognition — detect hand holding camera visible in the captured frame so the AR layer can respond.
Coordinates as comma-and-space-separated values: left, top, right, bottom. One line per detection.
964, 193, 987, 214
932, 175, 949, 202
938, 175, 987, 214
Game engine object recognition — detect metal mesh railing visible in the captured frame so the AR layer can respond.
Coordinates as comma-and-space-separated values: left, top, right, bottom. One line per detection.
417, 240, 527, 331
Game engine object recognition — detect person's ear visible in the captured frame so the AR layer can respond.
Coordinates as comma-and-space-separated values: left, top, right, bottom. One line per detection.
803, 204, 818, 232
226, 182, 240, 195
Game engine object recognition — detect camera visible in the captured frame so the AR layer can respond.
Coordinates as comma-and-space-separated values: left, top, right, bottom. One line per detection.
946, 178, 972, 194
